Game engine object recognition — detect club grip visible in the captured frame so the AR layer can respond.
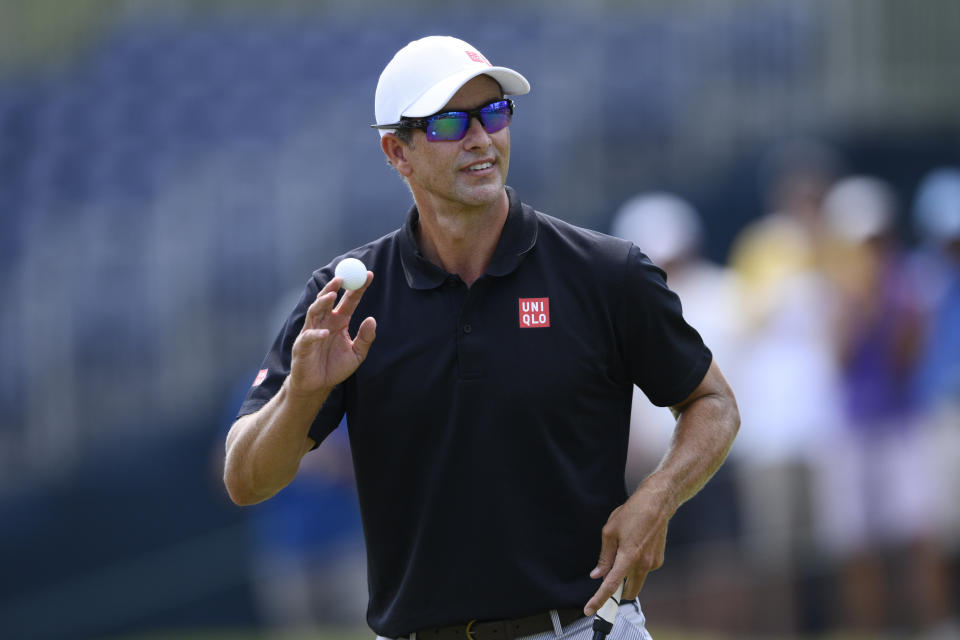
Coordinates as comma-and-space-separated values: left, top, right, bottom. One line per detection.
591, 579, 625, 639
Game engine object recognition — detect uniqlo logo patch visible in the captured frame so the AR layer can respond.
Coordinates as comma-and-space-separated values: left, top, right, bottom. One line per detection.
252, 369, 268, 387
466, 50, 490, 65
519, 298, 550, 328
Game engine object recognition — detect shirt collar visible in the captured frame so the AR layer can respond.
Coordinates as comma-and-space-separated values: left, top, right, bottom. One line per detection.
398, 186, 538, 290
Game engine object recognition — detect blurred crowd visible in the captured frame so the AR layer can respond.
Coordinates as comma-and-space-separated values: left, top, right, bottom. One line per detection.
616, 141, 960, 638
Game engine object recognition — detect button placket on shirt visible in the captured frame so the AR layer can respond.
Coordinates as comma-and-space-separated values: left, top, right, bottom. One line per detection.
456, 279, 485, 379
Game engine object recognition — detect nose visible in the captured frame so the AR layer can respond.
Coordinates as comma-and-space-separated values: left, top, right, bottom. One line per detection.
461, 115, 492, 149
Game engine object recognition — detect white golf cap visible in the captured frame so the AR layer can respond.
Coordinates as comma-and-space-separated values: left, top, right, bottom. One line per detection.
373, 36, 530, 137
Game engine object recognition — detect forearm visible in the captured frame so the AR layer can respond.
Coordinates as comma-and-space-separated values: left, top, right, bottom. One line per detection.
223, 378, 331, 505
586, 362, 738, 610
638, 373, 739, 516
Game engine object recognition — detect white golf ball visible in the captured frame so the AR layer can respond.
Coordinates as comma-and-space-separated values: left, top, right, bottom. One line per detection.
335, 258, 367, 290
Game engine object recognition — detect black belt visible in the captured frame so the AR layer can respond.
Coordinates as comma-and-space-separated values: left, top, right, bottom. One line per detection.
408, 608, 584, 640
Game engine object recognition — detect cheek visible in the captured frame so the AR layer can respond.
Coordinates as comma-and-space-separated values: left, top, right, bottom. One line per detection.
408, 147, 447, 178
498, 127, 510, 149
497, 131, 511, 173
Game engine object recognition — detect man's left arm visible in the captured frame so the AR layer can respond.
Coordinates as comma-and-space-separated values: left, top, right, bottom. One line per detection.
584, 358, 740, 615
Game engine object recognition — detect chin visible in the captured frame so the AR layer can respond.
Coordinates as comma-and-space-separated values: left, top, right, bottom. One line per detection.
458, 180, 505, 206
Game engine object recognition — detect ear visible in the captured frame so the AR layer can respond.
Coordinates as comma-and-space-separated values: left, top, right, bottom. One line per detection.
381, 134, 414, 177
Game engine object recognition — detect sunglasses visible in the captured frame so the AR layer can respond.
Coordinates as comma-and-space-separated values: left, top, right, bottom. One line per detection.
372, 99, 515, 142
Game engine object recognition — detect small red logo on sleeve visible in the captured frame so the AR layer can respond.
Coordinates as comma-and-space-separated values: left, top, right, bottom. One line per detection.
519, 298, 550, 328
252, 369, 268, 387
466, 50, 491, 65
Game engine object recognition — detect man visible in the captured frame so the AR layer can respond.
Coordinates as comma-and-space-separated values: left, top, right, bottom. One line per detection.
224, 36, 739, 640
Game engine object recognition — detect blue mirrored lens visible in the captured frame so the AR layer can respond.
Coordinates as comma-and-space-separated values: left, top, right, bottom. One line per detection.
426, 113, 470, 141
424, 100, 513, 141
478, 101, 512, 134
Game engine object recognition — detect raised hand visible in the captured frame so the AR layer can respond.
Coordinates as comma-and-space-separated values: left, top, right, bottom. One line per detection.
287, 272, 377, 397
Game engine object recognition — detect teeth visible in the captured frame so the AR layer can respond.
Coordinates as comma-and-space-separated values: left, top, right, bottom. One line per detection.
468, 162, 493, 171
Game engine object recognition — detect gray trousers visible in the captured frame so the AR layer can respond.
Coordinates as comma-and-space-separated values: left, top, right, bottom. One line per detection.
377, 600, 654, 640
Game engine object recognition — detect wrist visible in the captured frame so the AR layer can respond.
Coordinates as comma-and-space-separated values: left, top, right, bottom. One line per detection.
633, 471, 681, 518
281, 377, 331, 411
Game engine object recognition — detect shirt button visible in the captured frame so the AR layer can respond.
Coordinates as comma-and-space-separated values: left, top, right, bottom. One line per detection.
463, 324, 472, 334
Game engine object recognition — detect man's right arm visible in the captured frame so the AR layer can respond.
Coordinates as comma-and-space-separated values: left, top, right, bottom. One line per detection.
223, 271, 376, 506
223, 380, 327, 505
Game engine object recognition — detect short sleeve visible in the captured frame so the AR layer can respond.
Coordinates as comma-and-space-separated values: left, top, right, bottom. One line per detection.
236, 273, 346, 447
621, 246, 712, 407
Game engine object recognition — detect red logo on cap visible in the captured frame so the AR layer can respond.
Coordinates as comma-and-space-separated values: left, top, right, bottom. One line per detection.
519, 298, 550, 328
466, 50, 491, 65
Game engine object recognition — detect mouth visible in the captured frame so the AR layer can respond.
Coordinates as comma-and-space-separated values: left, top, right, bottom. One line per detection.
463, 159, 495, 174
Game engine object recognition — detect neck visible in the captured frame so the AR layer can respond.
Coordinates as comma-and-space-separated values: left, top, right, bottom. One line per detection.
414, 189, 509, 287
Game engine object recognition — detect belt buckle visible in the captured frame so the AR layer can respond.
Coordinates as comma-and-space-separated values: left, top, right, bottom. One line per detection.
464, 619, 478, 640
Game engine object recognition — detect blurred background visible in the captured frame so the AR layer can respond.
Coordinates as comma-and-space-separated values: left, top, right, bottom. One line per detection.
1, 0, 958, 638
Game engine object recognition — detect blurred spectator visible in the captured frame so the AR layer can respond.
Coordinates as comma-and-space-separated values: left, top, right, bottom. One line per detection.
730, 139, 844, 329
243, 422, 367, 631
612, 193, 741, 483
726, 139, 846, 635
216, 292, 367, 632
912, 168, 960, 635
913, 168, 960, 410
611, 192, 749, 634
813, 175, 954, 635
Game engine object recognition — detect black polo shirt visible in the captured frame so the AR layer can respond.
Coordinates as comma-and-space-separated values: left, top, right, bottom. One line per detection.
239, 186, 711, 637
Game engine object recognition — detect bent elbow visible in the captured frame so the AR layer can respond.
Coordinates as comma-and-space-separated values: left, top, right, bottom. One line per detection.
224, 479, 271, 506
223, 462, 268, 506
224, 482, 257, 506
223, 473, 252, 506
725, 394, 741, 441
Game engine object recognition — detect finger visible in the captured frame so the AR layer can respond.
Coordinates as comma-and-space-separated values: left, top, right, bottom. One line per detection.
584, 554, 631, 616
303, 291, 338, 331
333, 271, 374, 317
320, 276, 342, 296
293, 328, 330, 354
590, 523, 618, 580
351, 316, 377, 362
291, 328, 330, 363
622, 567, 648, 601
